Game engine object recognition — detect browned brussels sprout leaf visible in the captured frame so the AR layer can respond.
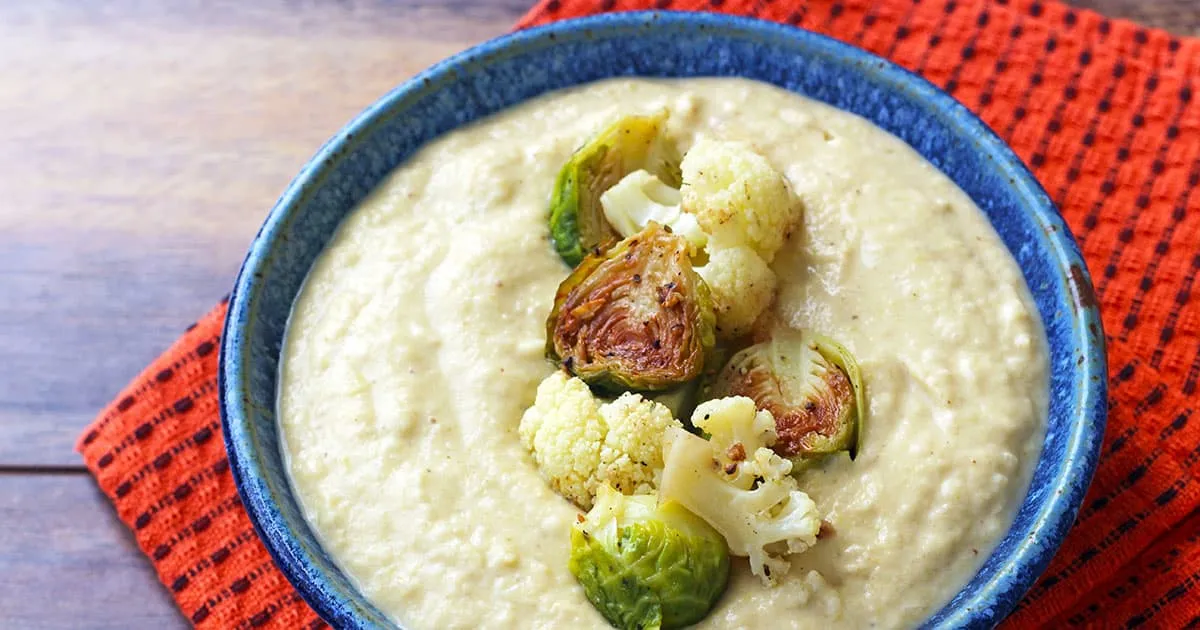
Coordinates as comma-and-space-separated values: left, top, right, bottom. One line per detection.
548, 112, 681, 267
708, 328, 864, 462
547, 222, 716, 393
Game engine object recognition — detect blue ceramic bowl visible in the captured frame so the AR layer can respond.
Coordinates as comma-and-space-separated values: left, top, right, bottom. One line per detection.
220, 11, 1106, 629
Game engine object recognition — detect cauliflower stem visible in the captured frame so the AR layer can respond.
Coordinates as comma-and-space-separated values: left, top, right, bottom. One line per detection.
659, 399, 822, 585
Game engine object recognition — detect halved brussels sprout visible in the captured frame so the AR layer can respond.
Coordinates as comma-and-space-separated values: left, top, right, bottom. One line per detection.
569, 485, 730, 630
707, 328, 864, 462
548, 222, 716, 393
549, 112, 682, 267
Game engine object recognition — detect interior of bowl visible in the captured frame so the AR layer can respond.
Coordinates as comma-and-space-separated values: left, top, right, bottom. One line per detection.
220, 11, 1107, 630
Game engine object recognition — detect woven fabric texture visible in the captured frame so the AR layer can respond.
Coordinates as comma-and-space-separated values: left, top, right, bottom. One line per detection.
77, 0, 1199, 627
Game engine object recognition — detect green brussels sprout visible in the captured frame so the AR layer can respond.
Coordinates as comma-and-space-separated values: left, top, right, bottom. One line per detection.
547, 222, 716, 393
549, 112, 682, 267
707, 328, 864, 463
569, 485, 730, 630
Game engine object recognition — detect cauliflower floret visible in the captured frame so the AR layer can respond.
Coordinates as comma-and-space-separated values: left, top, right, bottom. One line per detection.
519, 372, 682, 509
519, 371, 606, 508
597, 392, 680, 495
691, 396, 781, 489
600, 169, 708, 252
680, 136, 800, 262
659, 398, 822, 585
746, 444, 795, 482
692, 396, 776, 452
696, 246, 777, 339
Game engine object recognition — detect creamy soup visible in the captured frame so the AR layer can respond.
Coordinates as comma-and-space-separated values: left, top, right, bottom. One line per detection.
278, 78, 1048, 629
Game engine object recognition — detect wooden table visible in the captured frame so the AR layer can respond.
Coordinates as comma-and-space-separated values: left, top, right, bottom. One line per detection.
0, 1, 1192, 627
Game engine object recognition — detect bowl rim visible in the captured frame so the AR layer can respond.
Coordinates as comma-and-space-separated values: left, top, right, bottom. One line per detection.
220, 10, 1107, 629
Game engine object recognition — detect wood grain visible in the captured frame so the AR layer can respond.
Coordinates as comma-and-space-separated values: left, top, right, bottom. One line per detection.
1073, 0, 1200, 36
0, 474, 186, 628
0, 1, 1192, 628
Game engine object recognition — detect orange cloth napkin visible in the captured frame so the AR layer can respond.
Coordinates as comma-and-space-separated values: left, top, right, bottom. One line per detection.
78, 0, 1200, 627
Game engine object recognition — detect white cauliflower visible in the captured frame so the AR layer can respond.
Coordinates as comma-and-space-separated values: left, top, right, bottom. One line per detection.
598, 392, 680, 495
600, 169, 708, 252
518, 371, 606, 508
692, 396, 776, 450
659, 397, 822, 585
695, 246, 777, 338
680, 136, 801, 262
519, 371, 682, 509
690, 396, 780, 489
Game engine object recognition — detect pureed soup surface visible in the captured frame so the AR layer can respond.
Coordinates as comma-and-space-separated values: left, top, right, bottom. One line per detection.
278, 78, 1048, 629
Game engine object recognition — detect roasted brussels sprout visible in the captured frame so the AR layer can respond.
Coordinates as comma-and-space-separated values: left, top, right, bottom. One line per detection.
707, 328, 864, 462
569, 484, 730, 630
549, 112, 682, 267
547, 222, 716, 393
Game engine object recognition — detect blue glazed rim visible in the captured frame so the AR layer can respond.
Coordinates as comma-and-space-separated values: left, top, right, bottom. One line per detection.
220, 10, 1107, 630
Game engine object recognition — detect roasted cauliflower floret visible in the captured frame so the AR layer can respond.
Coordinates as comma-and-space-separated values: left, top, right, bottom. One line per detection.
598, 392, 680, 495
680, 136, 800, 262
659, 397, 823, 585
519, 371, 684, 509
695, 245, 777, 339
691, 396, 796, 490
601, 169, 708, 253
518, 371, 607, 508
691, 397, 774, 458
